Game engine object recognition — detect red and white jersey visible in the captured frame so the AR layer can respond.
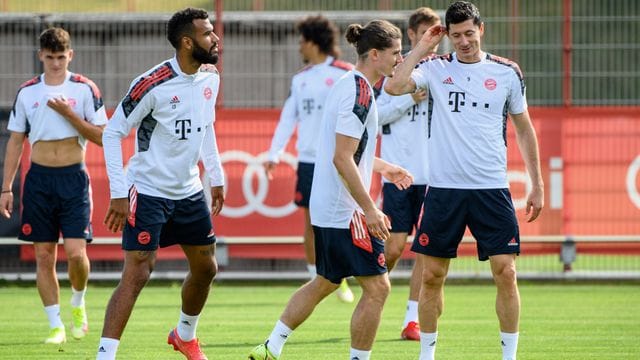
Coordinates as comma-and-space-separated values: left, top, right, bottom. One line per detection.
411, 52, 527, 189
310, 70, 378, 228
375, 76, 429, 185
103, 57, 223, 200
8, 72, 107, 148
267, 56, 353, 164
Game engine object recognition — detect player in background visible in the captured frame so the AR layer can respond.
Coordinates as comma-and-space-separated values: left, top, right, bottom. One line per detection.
385, 2, 544, 360
250, 19, 413, 360
263, 15, 354, 303
0, 27, 107, 345
96, 8, 224, 360
374, 7, 441, 341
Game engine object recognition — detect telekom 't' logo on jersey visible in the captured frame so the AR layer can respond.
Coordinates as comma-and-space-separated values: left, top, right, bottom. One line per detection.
174, 119, 202, 140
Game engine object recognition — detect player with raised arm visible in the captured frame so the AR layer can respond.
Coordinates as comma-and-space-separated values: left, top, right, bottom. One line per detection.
374, 7, 440, 341
264, 15, 354, 303
96, 8, 224, 360
0, 27, 107, 345
385, 2, 544, 359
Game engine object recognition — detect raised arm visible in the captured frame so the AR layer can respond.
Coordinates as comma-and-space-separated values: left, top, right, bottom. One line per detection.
385, 24, 446, 95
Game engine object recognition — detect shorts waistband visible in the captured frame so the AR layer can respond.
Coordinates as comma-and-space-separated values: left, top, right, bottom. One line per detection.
29, 162, 85, 174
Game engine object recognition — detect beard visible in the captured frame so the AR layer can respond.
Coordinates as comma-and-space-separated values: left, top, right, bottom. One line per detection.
192, 42, 218, 65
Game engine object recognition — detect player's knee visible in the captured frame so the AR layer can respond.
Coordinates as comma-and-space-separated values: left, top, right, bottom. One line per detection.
363, 277, 390, 303
35, 251, 56, 269
66, 249, 87, 265
421, 268, 446, 288
385, 245, 404, 265
493, 263, 517, 285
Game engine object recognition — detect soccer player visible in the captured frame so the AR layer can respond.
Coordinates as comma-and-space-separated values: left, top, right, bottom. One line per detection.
374, 7, 440, 341
0, 27, 107, 345
96, 8, 224, 360
385, 2, 544, 360
263, 15, 354, 303
249, 19, 412, 360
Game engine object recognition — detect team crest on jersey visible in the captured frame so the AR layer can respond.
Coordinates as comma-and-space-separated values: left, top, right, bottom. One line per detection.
67, 98, 77, 108
484, 78, 497, 90
204, 87, 212, 100
325, 78, 334, 86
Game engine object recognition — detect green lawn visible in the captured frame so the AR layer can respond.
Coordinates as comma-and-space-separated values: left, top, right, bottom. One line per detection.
0, 282, 638, 359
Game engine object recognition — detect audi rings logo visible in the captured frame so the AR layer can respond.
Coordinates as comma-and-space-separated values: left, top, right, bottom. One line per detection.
217, 151, 299, 218
627, 155, 640, 209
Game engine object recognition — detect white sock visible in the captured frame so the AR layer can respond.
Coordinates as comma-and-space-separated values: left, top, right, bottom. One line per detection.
403, 300, 419, 327
70, 287, 86, 307
500, 331, 519, 360
350, 347, 371, 360
96, 337, 120, 360
177, 311, 200, 341
44, 304, 64, 329
266, 320, 292, 357
419, 331, 438, 360
306, 264, 317, 279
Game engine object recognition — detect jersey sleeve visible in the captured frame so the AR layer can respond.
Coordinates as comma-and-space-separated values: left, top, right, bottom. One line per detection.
103, 77, 155, 198
201, 122, 224, 187
82, 80, 108, 126
507, 69, 527, 115
376, 78, 417, 126
411, 61, 431, 90
335, 79, 370, 139
7, 90, 27, 133
267, 87, 298, 162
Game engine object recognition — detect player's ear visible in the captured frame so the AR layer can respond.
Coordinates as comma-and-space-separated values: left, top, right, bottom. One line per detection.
369, 48, 379, 61
67, 49, 74, 62
181, 36, 193, 50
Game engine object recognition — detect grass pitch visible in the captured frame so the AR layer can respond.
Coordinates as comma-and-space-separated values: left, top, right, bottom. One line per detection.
0, 282, 638, 359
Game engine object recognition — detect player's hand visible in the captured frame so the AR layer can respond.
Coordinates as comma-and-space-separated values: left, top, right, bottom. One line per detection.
417, 24, 447, 54
47, 95, 74, 118
0, 191, 13, 219
210, 185, 225, 216
411, 88, 427, 103
364, 207, 391, 241
263, 161, 277, 180
104, 198, 129, 233
380, 165, 414, 191
525, 185, 544, 222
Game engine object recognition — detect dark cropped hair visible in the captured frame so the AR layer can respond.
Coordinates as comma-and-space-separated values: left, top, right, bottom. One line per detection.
445, 1, 482, 29
39, 27, 71, 52
167, 7, 210, 49
297, 15, 341, 58
409, 7, 440, 32
345, 20, 401, 59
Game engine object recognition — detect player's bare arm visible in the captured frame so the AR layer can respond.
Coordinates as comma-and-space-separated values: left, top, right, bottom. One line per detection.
373, 157, 414, 190
334, 133, 391, 240
511, 111, 544, 222
210, 185, 225, 216
0, 132, 26, 218
263, 161, 277, 180
385, 24, 446, 95
104, 198, 129, 233
47, 96, 105, 146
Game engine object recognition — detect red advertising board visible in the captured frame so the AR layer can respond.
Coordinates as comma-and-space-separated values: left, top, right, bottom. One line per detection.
71, 107, 640, 239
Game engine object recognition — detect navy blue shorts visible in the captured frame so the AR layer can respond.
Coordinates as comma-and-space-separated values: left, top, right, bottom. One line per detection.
294, 162, 314, 207
313, 218, 387, 284
122, 188, 215, 251
411, 187, 520, 261
382, 183, 427, 234
19, 163, 92, 242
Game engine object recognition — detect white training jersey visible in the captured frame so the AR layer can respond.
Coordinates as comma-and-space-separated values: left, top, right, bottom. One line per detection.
411, 52, 527, 189
310, 70, 378, 229
8, 72, 107, 148
103, 57, 224, 200
267, 56, 353, 164
375, 76, 429, 185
